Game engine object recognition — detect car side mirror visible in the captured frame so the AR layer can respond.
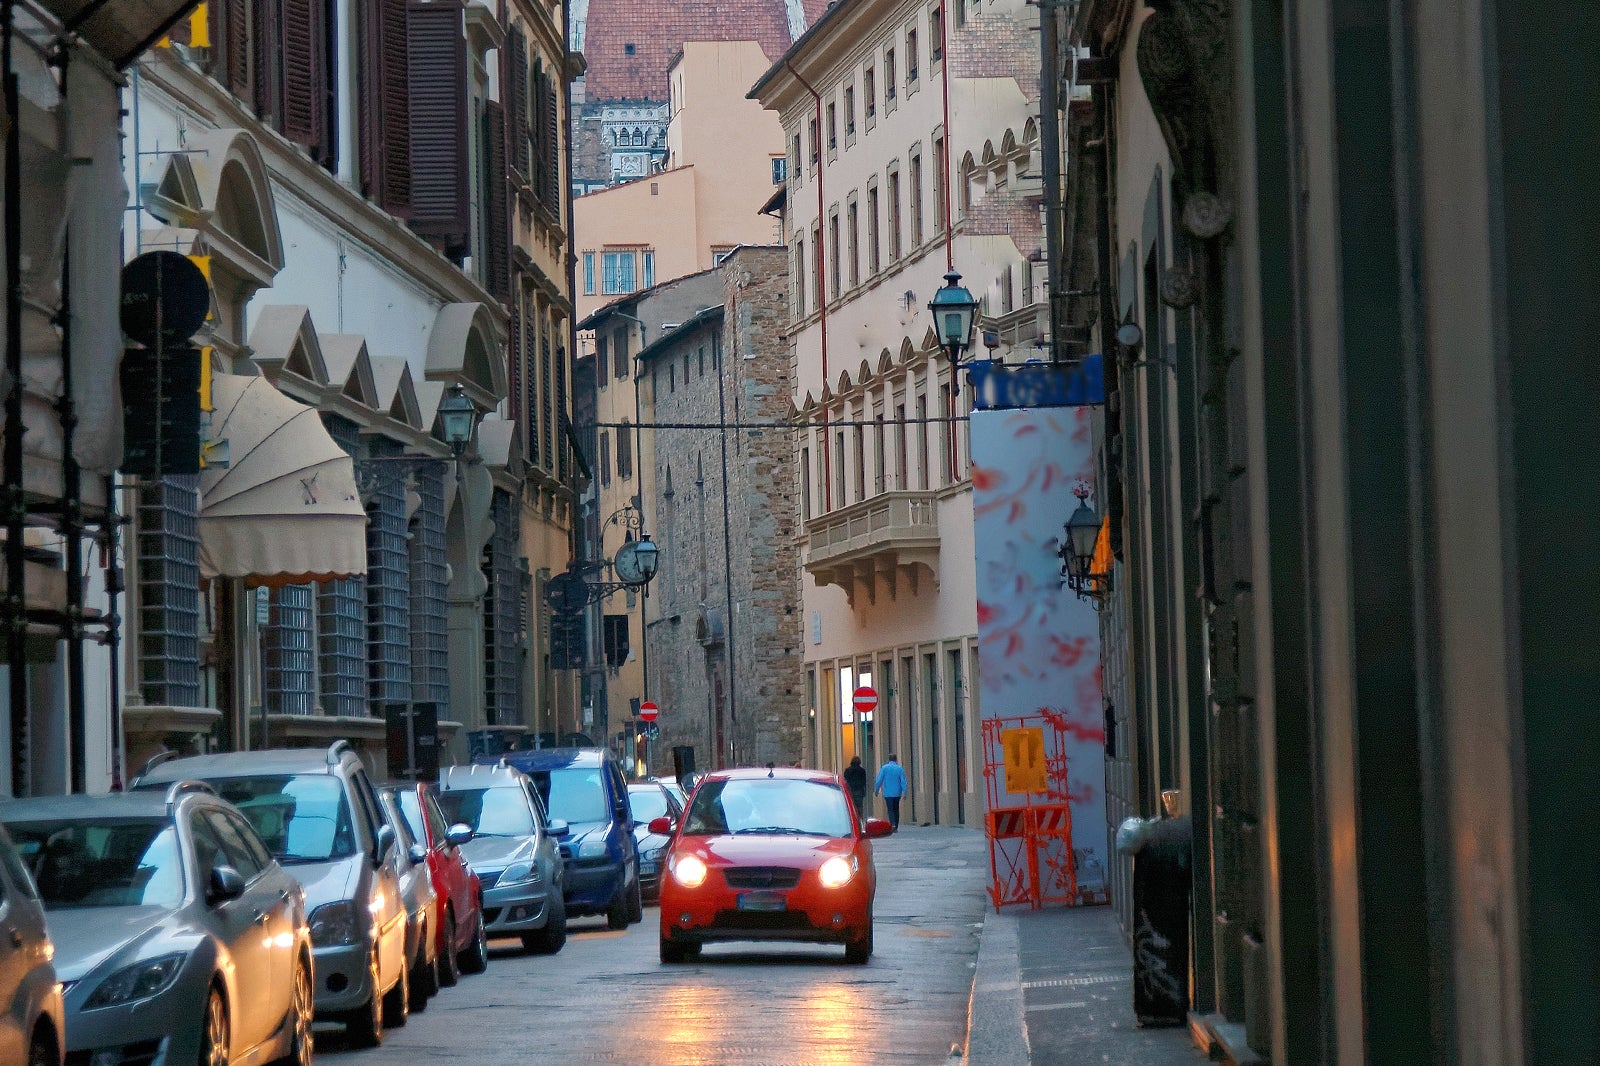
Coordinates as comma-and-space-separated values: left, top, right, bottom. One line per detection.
208, 865, 247, 904
863, 818, 894, 838
546, 818, 571, 838
375, 824, 397, 864
446, 823, 474, 847
408, 843, 428, 866
648, 816, 674, 835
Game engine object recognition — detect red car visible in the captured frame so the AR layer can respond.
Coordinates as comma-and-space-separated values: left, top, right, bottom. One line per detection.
653, 766, 893, 965
386, 782, 489, 983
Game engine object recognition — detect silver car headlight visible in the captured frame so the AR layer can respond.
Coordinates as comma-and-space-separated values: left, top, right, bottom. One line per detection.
310, 900, 363, 947
84, 952, 186, 1010
498, 860, 541, 887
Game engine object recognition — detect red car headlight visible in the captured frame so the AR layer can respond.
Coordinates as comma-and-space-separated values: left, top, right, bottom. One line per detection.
671, 854, 708, 888
818, 855, 857, 889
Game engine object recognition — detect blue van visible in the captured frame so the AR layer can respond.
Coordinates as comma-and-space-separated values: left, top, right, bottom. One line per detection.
485, 748, 642, 929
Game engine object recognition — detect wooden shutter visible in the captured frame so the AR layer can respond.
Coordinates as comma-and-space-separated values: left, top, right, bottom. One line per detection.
356, 0, 381, 197
406, 0, 469, 258
508, 294, 523, 424
483, 99, 510, 300
252, 0, 281, 123
357, 0, 411, 212
222, 0, 252, 100
542, 80, 559, 209
281, 0, 321, 148
555, 344, 569, 481
507, 26, 529, 182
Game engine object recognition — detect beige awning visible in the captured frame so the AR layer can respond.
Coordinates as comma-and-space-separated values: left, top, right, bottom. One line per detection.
40, 0, 202, 68
200, 374, 368, 586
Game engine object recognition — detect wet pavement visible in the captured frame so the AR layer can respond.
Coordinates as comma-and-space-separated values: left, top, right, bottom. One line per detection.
321, 826, 989, 1065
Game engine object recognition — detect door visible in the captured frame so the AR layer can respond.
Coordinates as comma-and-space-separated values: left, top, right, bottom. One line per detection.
0, 865, 25, 1064
191, 811, 276, 1052
211, 808, 296, 1017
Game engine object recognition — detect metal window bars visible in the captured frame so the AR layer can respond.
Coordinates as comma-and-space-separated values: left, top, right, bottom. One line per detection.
408, 462, 450, 709
364, 441, 411, 706
317, 416, 367, 718
482, 489, 521, 727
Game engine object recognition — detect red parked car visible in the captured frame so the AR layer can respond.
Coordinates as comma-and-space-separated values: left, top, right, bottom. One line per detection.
654, 766, 893, 965
385, 782, 489, 982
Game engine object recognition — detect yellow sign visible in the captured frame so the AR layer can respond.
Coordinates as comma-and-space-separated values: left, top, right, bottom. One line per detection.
1001, 726, 1048, 794
158, 3, 210, 48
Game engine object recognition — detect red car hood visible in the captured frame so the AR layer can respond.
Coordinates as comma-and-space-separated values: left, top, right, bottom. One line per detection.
687, 834, 857, 868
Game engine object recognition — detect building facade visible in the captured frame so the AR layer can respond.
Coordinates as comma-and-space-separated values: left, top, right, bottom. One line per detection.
753, 0, 1046, 825
1060, 0, 1600, 1062
638, 246, 802, 773
121, 0, 576, 771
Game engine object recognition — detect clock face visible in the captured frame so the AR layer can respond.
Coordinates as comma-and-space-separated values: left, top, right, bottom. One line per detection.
614, 541, 645, 584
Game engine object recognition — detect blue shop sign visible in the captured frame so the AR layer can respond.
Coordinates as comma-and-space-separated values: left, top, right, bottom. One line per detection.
966, 354, 1104, 410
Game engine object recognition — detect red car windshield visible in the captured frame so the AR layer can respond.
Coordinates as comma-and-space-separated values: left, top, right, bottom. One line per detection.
681, 778, 852, 838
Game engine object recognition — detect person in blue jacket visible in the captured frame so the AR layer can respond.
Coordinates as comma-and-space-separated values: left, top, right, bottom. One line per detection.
873, 754, 908, 831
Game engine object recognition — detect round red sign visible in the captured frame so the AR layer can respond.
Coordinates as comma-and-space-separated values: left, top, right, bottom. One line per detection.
852, 686, 878, 713
639, 700, 659, 722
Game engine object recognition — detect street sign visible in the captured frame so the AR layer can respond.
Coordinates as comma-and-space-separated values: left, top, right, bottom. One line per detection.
639, 700, 659, 723
1001, 726, 1049, 794
852, 686, 878, 714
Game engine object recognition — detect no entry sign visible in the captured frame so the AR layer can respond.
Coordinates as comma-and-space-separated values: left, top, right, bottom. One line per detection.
639, 700, 659, 722
852, 686, 878, 714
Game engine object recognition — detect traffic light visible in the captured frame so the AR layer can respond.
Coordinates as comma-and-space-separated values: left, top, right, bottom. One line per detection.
549, 609, 587, 671
120, 344, 202, 477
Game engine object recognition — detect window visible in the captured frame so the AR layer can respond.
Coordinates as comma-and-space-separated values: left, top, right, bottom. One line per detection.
954, 0, 966, 27
853, 422, 867, 501
844, 86, 856, 140
846, 198, 860, 289
833, 431, 846, 509
697, 345, 705, 377
712, 245, 736, 265
772, 156, 787, 184
1002, 263, 1015, 314
930, 6, 943, 62
800, 447, 812, 520
874, 407, 887, 492
888, 167, 902, 260
915, 390, 929, 489
885, 49, 897, 107
826, 102, 837, 156
811, 223, 822, 311
669, 362, 676, 392
597, 335, 610, 387
790, 133, 802, 182
794, 236, 806, 315
910, 150, 924, 246
613, 329, 628, 381
940, 381, 957, 482
599, 431, 611, 485
643, 250, 655, 288
808, 116, 819, 171
864, 66, 876, 126
603, 614, 630, 669
907, 30, 919, 86
867, 184, 881, 275
618, 420, 633, 478
933, 134, 948, 234
828, 210, 841, 299
583, 252, 595, 295
895, 401, 908, 489
602, 251, 636, 294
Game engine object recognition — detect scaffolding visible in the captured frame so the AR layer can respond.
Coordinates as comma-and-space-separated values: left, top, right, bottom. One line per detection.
981, 711, 1083, 910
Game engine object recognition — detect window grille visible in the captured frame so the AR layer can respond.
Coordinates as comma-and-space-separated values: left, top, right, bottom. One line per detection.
318, 416, 368, 717
541, 335, 555, 468
136, 475, 201, 707
262, 584, 315, 715
366, 441, 411, 706
409, 462, 451, 708
483, 490, 522, 726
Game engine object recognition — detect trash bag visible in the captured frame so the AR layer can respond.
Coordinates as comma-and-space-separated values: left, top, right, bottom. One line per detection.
1116, 815, 1156, 854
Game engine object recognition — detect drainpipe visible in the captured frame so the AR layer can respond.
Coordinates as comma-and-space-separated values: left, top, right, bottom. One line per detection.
938, 0, 954, 271
1038, 0, 1064, 361
784, 59, 831, 510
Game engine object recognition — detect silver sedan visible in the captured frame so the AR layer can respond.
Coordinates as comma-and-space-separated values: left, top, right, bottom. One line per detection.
2, 783, 314, 1066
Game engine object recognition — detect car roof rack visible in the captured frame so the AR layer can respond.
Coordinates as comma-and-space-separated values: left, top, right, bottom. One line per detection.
130, 749, 179, 788
165, 779, 218, 816
326, 739, 354, 766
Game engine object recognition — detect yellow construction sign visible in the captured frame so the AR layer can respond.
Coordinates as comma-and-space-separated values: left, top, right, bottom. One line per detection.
1001, 726, 1048, 794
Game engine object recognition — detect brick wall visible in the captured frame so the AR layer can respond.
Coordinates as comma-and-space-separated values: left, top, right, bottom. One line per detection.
947, 8, 1041, 105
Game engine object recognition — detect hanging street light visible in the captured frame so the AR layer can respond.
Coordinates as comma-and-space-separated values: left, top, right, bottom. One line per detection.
927, 269, 980, 363
437, 382, 477, 455
1062, 487, 1106, 606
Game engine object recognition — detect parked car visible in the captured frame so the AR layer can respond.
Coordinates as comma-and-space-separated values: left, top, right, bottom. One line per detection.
438, 763, 568, 954
2, 782, 313, 1066
493, 748, 642, 929
0, 819, 62, 1066
653, 776, 689, 810
653, 766, 893, 964
135, 741, 409, 1047
626, 781, 682, 903
378, 786, 440, 1012
383, 780, 487, 982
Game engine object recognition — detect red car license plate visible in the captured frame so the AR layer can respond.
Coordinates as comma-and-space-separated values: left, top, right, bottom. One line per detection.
737, 891, 787, 911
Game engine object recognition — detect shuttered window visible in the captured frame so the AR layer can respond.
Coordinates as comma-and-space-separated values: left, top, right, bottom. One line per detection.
357, 0, 411, 215
219, 0, 251, 100
255, 0, 335, 170
507, 26, 529, 182
483, 99, 510, 300
407, 0, 470, 259
555, 344, 570, 481
541, 78, 560, 210
508, 296, 523, 425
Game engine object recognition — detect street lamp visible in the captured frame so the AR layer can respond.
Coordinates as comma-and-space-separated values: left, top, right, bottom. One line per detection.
437, 383, 477, 454
927, 269, 979, 363
1062, 487, 1106, 606
633, 534, 659, 582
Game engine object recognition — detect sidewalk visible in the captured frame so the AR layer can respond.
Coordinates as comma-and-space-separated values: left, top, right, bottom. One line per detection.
964, 902, 1206, 1066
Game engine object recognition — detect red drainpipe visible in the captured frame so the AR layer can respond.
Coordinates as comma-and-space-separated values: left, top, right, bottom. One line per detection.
785, 59, 832, 510
939, 0, 954, 270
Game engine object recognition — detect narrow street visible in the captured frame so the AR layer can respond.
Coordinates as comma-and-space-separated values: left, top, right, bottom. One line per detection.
323, 827, 987, 1065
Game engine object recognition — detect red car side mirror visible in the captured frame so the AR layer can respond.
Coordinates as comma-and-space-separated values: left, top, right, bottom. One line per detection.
648, 816, 675, 835
863, 818, 894, 838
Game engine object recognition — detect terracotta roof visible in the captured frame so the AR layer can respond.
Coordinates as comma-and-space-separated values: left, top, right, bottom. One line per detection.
582, 0, 830, 103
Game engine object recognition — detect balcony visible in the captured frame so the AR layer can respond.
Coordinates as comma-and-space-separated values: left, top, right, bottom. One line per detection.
803, 490, 940, 606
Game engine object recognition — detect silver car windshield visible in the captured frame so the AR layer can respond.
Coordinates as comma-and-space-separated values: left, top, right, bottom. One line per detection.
628, 788, 670, 823
209, 775, 356, 863
438, 787, 535, 837
7, 818, 185, 910
681, 779, 852, 838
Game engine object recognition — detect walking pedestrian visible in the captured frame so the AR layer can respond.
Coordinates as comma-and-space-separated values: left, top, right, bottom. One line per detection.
874, 754, 908, 831
843, 756, 868, 819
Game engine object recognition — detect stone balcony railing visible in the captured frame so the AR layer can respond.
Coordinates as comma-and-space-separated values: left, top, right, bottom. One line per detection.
803, 490, 941, 605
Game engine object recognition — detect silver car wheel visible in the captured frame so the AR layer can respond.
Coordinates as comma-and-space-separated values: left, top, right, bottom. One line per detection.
202, 986, 229, 1066
283, 959, 313, 1066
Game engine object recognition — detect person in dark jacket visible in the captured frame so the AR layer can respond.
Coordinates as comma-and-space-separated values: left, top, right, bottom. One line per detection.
843, 756, 869, 819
